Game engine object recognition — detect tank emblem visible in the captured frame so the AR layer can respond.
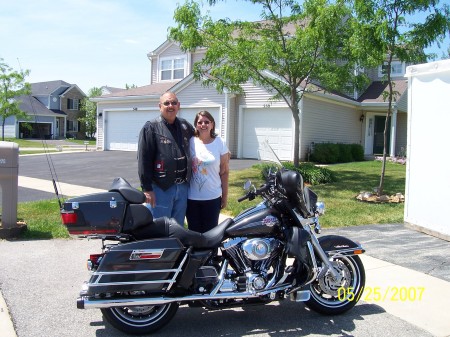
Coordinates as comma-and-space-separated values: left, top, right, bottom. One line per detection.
130, 249, 164, 260
262, 215, 279, 227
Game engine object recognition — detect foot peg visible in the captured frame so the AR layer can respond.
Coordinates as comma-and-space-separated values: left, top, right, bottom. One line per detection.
289, 290, 310, 302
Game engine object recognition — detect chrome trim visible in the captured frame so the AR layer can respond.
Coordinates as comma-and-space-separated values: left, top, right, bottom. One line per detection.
327, 247, 365, 257
293, 209, 340, 279
89, 280, 176, 287
71, 202, 79, 210
110, 200, 117, 208
166, 248, 191, 291
94, 269, 177, 276
129, 249, 164, 260
78, 283, 294, 309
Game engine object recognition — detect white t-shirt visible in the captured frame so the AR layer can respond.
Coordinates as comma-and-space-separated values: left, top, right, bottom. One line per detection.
188, 136, 229, 200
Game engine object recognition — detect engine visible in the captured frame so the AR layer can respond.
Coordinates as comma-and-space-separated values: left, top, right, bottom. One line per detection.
222, 237, 284, 292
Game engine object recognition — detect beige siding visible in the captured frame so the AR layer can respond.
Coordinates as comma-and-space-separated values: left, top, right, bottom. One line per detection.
161, 44, 184, 57
395, 112, 407, 156
238, 82, 287, 108
301, 96, 362, 160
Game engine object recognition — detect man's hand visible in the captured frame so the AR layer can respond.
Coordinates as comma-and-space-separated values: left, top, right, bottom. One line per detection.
144, 191, 156, 208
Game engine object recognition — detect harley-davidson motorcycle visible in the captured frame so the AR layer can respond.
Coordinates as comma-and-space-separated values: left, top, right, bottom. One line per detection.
61, 144, 365, 335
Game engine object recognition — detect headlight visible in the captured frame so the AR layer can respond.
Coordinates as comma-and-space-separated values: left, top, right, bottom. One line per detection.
315, 201, 325, 215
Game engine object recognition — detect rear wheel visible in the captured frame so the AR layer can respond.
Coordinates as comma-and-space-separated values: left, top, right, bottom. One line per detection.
305, 255, 365, 315
101, 302, 178, 335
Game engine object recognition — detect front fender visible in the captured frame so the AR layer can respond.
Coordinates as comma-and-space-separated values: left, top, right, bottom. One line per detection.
318, 235, 365, 256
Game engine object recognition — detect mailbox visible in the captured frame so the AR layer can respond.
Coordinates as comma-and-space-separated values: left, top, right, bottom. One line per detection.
0, 141, 19, 229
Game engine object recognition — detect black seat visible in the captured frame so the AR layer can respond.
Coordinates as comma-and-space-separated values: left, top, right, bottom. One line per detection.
109, 177, 145, 204
131, 217, 234, 249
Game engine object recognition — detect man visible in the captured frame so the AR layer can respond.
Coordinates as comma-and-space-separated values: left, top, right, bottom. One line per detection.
138, 92, 194, 226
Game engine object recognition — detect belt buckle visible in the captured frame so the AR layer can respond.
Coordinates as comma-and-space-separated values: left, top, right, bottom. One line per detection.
174, 178, 185, 184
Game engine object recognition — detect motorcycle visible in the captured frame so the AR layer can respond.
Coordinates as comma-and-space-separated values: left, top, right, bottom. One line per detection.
60, 143, 365, 335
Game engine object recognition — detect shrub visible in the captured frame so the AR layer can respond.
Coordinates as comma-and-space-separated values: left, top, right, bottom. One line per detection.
310, 143, 339, 163
350, 143, 365, 161
256, 162, 336, 185
310, 142, 364, 164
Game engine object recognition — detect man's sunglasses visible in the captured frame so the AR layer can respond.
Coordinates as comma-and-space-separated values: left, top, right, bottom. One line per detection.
162, 101, 178, 106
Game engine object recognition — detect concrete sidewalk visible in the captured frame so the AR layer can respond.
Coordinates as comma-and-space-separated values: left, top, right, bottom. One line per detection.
2, 178, 449, 337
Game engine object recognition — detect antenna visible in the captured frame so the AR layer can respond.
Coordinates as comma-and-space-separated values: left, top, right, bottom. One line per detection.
16, 57, 64, 208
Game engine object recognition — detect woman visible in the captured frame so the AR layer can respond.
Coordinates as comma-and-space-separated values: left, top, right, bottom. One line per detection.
187, 111, 230, 233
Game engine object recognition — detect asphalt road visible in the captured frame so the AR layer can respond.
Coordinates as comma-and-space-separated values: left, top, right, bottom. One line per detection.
6, 151, 259, 203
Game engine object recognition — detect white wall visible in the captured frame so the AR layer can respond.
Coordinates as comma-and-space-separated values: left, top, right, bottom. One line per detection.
405, 59, 450, 239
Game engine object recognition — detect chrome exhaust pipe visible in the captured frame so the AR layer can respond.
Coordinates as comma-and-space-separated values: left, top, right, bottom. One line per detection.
78, 291, 257, 309
78, 284, 299, 309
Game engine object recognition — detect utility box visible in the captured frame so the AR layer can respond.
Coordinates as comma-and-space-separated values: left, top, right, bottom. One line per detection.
0, 141, 19, 229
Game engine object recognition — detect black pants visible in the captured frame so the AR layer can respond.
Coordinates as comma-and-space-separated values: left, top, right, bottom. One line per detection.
186, 197, 221, 233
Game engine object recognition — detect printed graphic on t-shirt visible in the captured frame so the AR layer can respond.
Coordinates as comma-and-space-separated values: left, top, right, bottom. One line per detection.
192, 150, 215, 191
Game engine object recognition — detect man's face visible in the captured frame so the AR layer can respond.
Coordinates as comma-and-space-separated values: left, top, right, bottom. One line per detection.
159, 93, 180, 124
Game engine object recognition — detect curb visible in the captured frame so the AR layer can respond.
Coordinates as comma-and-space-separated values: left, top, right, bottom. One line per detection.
0, 290, 17, 337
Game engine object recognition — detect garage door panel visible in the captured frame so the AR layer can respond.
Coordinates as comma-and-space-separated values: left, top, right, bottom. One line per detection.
242, 108, 292, 160
106, 110, 159, 151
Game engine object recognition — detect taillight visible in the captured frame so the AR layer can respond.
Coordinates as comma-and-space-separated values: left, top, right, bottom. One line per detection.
87, 254, 104, 271
61, 211, 77, 225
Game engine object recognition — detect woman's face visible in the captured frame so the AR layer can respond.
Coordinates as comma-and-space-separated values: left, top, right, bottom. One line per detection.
196, 115, 213, 136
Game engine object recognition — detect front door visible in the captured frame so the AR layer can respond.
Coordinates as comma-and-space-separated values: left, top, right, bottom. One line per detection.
373, 115, 391, 155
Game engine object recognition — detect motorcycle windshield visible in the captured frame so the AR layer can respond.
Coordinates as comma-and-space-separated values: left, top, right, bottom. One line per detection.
258, 140, 283, 168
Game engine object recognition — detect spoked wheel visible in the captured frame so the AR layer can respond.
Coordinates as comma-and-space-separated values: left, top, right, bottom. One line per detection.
305, 255, 365, 315
101, 302, 179, 335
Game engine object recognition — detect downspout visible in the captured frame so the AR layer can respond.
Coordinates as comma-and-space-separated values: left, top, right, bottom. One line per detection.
298, 95, 304, 161
224, 88, 229, 144
390, 107, 397, 157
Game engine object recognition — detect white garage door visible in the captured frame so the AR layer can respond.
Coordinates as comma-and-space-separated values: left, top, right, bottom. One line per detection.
105, 107, 221, 151
241, 108, 293, 160
106, 110, 159, 151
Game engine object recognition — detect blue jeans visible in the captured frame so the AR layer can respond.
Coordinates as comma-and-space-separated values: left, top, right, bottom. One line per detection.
146, 182, 188, 226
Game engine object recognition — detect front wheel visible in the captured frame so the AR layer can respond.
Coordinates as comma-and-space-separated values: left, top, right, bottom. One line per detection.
305, 255, 365, 315
101, 302, 179, 335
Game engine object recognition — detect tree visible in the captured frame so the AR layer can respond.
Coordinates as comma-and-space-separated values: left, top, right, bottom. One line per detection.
349, 0, 450, 196
79, 87, 101, 139
169, 0, 366, 166
0, 58, 31, 141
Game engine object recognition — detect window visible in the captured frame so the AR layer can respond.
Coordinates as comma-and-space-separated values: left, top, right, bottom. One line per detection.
160, 56, 186, 81
67, 98, 79, 110
378, 61, 405, 78
66, 120, 78, 132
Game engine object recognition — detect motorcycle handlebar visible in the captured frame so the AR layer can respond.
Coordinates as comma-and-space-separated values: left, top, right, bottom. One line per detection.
237, 184, 270, 203
237, 195, 248, 202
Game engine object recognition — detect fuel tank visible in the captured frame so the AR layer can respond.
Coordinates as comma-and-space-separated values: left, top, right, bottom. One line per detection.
226, 202, 281, 237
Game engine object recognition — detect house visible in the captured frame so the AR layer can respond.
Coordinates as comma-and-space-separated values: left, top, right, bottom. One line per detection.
93, 39, 408, 161
100, 86, 125, 96
404, 59, 450, 240
5, 80, 86, 139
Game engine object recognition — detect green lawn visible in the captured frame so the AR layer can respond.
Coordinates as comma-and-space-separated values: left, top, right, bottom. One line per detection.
11, 160, 405, 239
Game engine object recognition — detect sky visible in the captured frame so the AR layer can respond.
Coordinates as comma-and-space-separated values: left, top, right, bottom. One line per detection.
1, 0, 449, 95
